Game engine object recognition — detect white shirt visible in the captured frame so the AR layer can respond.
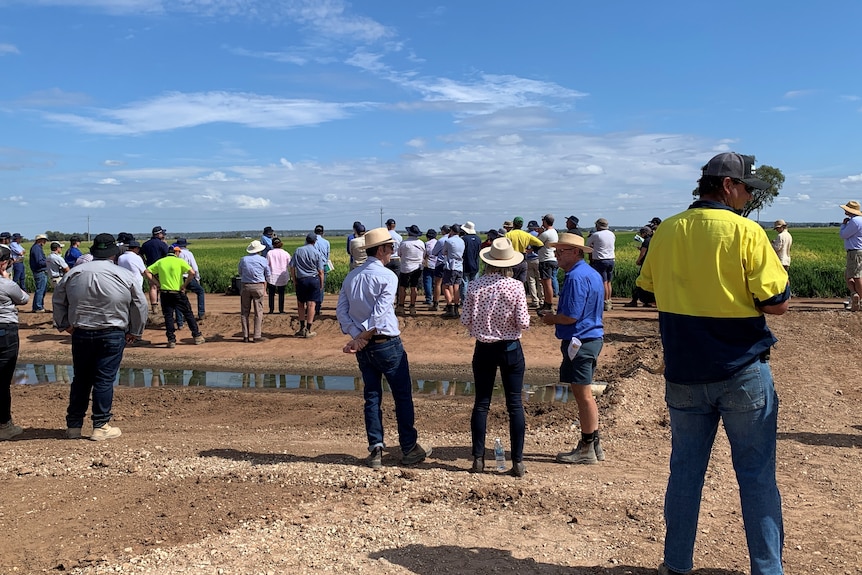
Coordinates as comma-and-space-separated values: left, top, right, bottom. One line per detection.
398, 237, 426, 273
587, 229, 615, 260
118, 251, 147, 289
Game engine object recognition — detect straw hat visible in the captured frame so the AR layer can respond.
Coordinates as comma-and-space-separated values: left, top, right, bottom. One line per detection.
479, 237, 524, 267
550, 232, 593, 253
840, 200, 862, 217
773, 219, 787, 229
246, 240, 266, 254
363, 227, 395, 249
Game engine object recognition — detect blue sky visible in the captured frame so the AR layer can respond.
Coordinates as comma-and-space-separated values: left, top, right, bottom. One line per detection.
2, 0, 862, 238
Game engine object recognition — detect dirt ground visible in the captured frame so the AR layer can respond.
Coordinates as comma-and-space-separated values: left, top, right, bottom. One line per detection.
2, 294, 861, 574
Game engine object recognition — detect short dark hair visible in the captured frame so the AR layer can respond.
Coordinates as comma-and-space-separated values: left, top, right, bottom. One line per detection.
697, 175, 725, 197
314, 225, 324, 234
272, 238, 283, 249
366, 244, 386, 258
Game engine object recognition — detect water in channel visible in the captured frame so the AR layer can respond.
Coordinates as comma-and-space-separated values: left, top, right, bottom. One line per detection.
13, 363, 579, 403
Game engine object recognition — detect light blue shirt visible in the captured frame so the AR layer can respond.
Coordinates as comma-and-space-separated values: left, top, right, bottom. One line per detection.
238, 254, 270, 283
840, 216, 862, 250
315, 235, 331, 263
336, 257, 400, 338
290, 244, 325, 279
442, 235, 465, 272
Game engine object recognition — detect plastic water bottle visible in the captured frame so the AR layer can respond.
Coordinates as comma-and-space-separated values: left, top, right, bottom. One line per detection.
494, 438, 506, 471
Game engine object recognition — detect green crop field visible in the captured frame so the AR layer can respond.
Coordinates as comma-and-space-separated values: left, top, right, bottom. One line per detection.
23, 227, 851, 298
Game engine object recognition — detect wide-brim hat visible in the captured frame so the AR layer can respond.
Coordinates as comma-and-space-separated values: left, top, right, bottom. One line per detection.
405, 224, 422, 236
773, 219, 787, 229
363, 227, 394, 249
246, 240, 266, 254
34, 233, 48, 241
90, 233, 119, 258
551, 232, 593, 253
176, 237, 189, 247
480, 237, 524, 267
461, 221, 477, 234
840, 200, 862, 217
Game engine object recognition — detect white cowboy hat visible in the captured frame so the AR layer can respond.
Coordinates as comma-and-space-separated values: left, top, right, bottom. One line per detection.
363, 227, 395, 249
246, 240, 266, 254
550, 232, 593, 253
479, 237, 524, 267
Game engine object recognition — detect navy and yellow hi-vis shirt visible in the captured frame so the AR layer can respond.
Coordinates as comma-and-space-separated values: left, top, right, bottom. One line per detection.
636, 200, 790, 384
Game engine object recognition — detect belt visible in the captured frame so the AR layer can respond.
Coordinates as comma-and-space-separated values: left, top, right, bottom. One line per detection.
370, 334, 398, 344
75, 327, 124, 333
161, 290, 182, 294
848, 249, 862, 252
0, 322, 18, 329
243, 281, 265, 284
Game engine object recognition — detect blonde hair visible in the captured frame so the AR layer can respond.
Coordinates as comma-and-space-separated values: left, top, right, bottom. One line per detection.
483, 264, 514, 278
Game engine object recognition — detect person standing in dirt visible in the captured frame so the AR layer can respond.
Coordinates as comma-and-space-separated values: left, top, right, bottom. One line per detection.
237, 239, 270, 343
637, 152, 789, 575
144, 246, 206, 348
460, 237, 530, 477
541, 233, 605, 465
839, 200, 862, 311
53, 234, 148, 441
0, 244, 29, 441
290, 232, 325, 338
141, 226, 169, 319
770, 220, 792, 272
336, 227, 430, 469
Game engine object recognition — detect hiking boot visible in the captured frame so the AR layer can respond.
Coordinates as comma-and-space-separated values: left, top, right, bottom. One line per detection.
194, 335, 206, 345
197, 313, 206, 321
253, 337, 268, 343
402, 443, 431, 465
90, 424, 122, 441
555, 440, 598, 464
852, 294, 861, 312
593, 433, 605, 461
395, 304, 405, 316
657, 563, 688, 575
0, 420, 23, 440
470, 457, 484, 473
367, 446, 383, 469
510, 461, 526, 478
604, 299, 613, 311
409, 305, 416, 317
304, 330, 317, 338
65, 427, 82, 440
167, 341, 176, 349
623, 301, 638, 308
429, 302, 438, 311
441, 304, 454, 318
453, 305, 461, 319
536, 303, 553, 317
294, 327, 307, 338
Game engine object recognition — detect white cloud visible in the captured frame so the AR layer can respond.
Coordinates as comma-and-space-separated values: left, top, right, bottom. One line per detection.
97, 178, 120, 185
280, 158, 295, 169
795, 194, 810, 201
14, 88, 91, 107
839, 174, 862, 184
74, 198, 107, 208
406, 138, 425, 148
840, 95, 861, 101
103, 159, 125, 166
0, 43, 20, 55
496, 134, 522, 146
783, 90, 816, 99
576, 164, 604, 175
235, 195, 271, 209
199, 171, 231, 181
770, 106, 795, 113
44, 91, 364, 135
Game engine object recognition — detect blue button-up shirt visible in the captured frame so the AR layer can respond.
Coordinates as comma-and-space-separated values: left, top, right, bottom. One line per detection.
238, 254, 270, 283
336, 257, 400, 338
840, 216, 862, 250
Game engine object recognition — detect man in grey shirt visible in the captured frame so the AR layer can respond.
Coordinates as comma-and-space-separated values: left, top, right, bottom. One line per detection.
53, 233, 148, 441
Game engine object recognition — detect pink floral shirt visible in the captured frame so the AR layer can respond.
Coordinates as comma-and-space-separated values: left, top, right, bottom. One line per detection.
460, 272, 530, 342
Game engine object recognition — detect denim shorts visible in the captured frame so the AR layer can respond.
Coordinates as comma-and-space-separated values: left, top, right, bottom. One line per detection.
590, 259, 615, 282
559, 337, 603, 385
443, 269, 463, 286
539, 261, 558, 280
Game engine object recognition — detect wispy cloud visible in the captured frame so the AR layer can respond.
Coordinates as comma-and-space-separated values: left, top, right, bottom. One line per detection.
44, 91, 368, 135
770, 106, 796, 113
73, 198, 107, 208
783, 89, 816, 99
0, 43, 20, 55
839, 174, 862, 184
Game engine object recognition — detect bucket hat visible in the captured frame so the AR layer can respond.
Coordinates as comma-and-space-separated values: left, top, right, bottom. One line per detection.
246, 240, 266, 254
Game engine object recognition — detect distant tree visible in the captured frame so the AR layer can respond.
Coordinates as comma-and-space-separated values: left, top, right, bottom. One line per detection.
691, 164, 785, 219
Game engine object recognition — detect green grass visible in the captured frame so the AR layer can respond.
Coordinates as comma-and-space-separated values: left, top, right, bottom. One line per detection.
20, 228, 851, 297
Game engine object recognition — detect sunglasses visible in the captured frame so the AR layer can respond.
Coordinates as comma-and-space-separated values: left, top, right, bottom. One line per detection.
732, 179, 755, 194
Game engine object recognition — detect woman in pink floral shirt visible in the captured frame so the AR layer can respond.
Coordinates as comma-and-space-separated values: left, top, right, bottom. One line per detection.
461, 237, 530, 477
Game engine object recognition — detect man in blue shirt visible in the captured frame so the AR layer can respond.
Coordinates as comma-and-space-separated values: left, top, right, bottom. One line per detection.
64, 236, 83, 269
541, 232, 605, 464
313, 224, 331, 316
237, 240, 271, 343
9, 233, 26, 291
440, 224, 465, 319
290, 232, 325, 338
336, 227, 430, 469
29, 234, 49, 312
839, 200, 862, 311
260, 226, 275, 257
141, 226, 169, 317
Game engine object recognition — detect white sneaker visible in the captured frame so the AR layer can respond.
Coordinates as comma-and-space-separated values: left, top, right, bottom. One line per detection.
0, 420, 23, 440
851, 294, 861, 312
90, 424, 122, 441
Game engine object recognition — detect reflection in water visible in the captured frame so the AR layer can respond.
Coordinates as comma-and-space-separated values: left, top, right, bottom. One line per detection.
12, 364, 574, 402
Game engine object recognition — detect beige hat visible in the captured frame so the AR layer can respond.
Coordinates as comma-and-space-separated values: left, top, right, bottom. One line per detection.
34, 233, 48, 241
773, 219, 787, 229
479, 237, 524, 268
363, 227, 394, 249
246, 240, 266, 254
551, 232, 593, 253
502, 220, 513, 230
840, 200, 862, 217
595, 218, 609, 230
461, 221, 477, 234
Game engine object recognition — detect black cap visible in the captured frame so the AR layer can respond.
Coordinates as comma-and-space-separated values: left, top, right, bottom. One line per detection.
426, 229, 437, 239
152, 226, 166, 235
385, 218, 396, 226
314, 224, 324, 234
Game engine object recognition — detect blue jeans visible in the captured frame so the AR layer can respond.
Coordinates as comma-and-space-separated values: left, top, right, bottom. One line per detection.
355, 337, 418, 455
12, 262, 25, 291
663, 360, 783, 575
66, 328, 126, 428
186, 278, 206, 318
470, 340, 525, 462
32, 271, 47, 311
422, 268, 434, 303
460, 271, 478, 301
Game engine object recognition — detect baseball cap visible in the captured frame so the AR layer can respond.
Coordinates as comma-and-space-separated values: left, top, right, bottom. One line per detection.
513, 216, 524, 226
773, 219, 787, 229
385, 218, 396, 226
314, 224, 324, 234
50, 241, 65, 249
306, 232, 317, 243
701, 152, 769, 190
152, 226, 166, 235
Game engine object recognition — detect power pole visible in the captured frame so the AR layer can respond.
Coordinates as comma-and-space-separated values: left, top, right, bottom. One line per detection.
380, 207, 383, 228
87, 215, 90, 241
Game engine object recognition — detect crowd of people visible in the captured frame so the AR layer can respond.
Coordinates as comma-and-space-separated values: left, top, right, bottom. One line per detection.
4, 151, 862, 575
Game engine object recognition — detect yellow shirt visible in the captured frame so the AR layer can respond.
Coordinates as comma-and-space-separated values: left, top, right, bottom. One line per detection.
506, 229, 543, 253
